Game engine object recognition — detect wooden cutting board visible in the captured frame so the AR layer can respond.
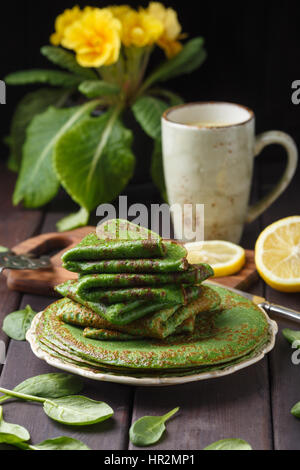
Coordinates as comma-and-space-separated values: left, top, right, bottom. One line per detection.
4, 227, 259, 296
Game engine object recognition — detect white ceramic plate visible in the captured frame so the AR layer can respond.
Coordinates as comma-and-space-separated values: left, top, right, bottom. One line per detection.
26, 309, 278, 387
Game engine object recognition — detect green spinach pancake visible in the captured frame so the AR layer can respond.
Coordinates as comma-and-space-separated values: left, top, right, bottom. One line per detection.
35, 285, 270, 373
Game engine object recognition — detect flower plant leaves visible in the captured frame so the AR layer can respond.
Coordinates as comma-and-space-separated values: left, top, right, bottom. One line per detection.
56, 207, 90, 233
132, 96, 169, 140
5, 70, 83, 88
143, 38, 206, 88
41, 46, 97, 80
6, 88, 69, 173
13, 101, 99, 208
79, 80, 121, 98
54, 109, 135, 228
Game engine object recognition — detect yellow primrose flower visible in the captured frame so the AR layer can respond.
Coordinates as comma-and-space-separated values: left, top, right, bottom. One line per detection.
62, 9, 122, 68
121, 10, 164, 48
50, 6, 83, 46
147, 2, 183, 58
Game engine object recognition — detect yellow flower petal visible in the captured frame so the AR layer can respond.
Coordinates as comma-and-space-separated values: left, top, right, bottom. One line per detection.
121, 10, 164, 48
158, 38, 183, 58
147, 2, 183, 57
62, 8, 121, 68
50, 6, 83, 46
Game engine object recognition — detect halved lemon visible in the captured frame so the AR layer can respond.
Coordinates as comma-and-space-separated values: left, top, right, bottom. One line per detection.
185, 240, 246, 277
255, 216, 300, 292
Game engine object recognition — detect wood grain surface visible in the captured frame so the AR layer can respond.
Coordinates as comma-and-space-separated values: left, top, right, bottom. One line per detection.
0, 161, 299, 450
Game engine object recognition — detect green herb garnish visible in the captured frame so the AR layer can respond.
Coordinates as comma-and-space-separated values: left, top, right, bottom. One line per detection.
129, 407, 179, 447
204, 439, 252, 450
2, 305, 37, 341
0, 373, 84, 404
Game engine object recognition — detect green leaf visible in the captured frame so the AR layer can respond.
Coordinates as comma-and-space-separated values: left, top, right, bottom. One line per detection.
148, 89, 184, 106
28, 436, 90, 451
204, 439, 252, 451
291, 402, 300, 418
282, 329, 300, 346
79, 80, 121, 98
151, 139, 167, 201
129, 407, 179, 447
2, 305, 37, 341
41, 46, 97, 80
56, 207, 90, 232
7, 88, 69, 172
132, 96, 169, 140
43, 396, 114, 426
13, 101, 99, 208
0, 407, 30, 445
5, 69, 83, 88
0, 246, 9, 253
144, 38, 207, 88
0, 373, 84, 404
54, 109, 135, 212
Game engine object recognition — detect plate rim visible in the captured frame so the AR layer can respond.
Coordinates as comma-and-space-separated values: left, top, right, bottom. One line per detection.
26, 306, 278, 387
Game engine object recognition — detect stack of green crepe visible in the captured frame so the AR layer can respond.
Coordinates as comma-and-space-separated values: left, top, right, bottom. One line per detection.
54, 219, 216, 341
34, 220, 271, 378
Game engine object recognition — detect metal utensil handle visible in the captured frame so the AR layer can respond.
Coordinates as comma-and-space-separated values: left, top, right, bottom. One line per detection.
263, 302, 300, 323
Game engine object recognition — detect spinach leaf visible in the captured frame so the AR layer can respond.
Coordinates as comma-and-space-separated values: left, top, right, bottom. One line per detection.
0, 406, 30, 445
129, 407, 179, 447
291, 402, 300, 418
43, 396, 114, 426
204, 439, 252, 450
2, 305, 37, 341
0, 373, 84, 404
282, 329, 300, 346
0, 386, 113, 427
28, 436, 90, 451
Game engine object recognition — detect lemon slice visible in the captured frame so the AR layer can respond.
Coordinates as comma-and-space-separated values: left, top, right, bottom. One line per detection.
185, 241, 246, 277
255, 216, 300, 292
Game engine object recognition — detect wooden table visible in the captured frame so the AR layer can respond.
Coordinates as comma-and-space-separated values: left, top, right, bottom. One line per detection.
0, 161, 299, 451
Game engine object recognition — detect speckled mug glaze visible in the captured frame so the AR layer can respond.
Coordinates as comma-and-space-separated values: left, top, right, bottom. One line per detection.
162, 102, 298, 243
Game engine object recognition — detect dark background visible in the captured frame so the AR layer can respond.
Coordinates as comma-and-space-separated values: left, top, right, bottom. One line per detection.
0, 0, 300, 187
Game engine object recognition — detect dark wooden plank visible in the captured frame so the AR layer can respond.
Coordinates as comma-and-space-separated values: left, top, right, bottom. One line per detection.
260, 171, 300, 450
0, 211, 133, 450
0, 164, 44, 355
129, 361, 272, 450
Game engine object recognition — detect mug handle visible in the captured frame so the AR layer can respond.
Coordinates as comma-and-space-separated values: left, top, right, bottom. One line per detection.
247, 131, 298, 224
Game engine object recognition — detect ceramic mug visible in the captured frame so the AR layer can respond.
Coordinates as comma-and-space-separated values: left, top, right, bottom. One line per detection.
162, 102, 298, 243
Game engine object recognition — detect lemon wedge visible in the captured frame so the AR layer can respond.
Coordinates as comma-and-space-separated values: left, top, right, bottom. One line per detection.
185, 241, 246, 277
255, 216, 300, 292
